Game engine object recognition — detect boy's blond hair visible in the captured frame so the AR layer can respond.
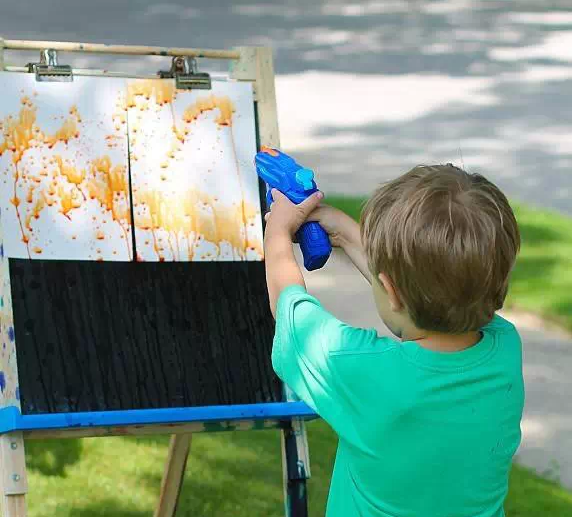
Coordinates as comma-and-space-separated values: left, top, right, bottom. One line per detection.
360, 164, 520, 333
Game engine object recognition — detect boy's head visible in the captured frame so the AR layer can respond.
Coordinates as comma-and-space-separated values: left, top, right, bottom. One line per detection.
360, 164, 520, 336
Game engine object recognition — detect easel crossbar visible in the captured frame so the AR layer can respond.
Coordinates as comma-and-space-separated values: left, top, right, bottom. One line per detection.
0, 39, 240, 60
0, 403, 316, 435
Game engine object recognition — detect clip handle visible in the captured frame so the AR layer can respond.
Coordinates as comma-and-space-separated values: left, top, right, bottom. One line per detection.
40, 49, 58, 67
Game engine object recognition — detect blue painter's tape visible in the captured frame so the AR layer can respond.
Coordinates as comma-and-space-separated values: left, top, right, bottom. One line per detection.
0, 402, 317, 434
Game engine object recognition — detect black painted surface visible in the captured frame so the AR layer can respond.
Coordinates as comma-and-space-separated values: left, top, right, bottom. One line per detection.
9, 259, 281, 414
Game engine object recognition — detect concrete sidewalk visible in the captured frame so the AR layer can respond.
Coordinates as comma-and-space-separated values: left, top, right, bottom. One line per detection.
302, 250, 572, 489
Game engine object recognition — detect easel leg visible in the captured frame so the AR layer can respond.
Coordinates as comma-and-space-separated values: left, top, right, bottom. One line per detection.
282, 419, 310, 517
154, 434, 192, 517
0, 433, 28, 517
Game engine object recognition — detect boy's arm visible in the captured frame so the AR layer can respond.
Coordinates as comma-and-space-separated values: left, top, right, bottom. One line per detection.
264, 223, 305, 318
264, 197, 371, 318
264, 189, 323, 318
264, 190, 395, 442
339, 221, 371, 283
308, 205, 371, 284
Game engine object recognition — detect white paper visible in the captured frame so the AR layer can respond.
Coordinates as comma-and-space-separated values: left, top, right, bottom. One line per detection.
0, 74, 263, 263
0, 73, 132, 261
127, 79, 263, 262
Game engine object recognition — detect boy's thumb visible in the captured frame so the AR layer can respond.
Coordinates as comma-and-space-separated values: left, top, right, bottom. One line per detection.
299, 191, 324, 216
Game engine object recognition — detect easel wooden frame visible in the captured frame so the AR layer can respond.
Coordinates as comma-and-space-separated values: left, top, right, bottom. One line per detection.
0, 38, 312, 517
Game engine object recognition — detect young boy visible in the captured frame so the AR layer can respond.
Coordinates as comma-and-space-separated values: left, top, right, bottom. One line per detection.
264, 164, 524, 517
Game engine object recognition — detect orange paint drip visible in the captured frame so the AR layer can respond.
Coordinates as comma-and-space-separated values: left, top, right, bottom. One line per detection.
42, 191, 56, 207
25, 197, 45, 231
134, 187, 261, 261
186, 232, 196, 260
45, 115, 80, 148
12, 163, 30, 257
127, 80, 176, 108
54, 155, 85, 186
89, 156, 131, 252
69, 105, 82, 123
229, 125, 247, 256
0, 107, 39, 255
167, 234, 178, 261
54, 155, 86, 201
182, 95, 236, 127
169, 103, 186, 144
58, 184, 82, 219
26, 185, 37, 205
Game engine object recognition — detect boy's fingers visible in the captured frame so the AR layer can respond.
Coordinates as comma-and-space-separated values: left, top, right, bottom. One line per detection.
270, 188, 288, 202
298, 191, 324, 217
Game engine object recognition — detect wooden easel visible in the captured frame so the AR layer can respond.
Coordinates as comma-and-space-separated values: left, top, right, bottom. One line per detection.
0, 38, 312, 517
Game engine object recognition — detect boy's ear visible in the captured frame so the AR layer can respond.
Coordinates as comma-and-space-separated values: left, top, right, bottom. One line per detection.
378, 273, 403, 312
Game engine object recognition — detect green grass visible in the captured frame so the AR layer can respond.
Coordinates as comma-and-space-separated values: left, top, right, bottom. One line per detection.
509, 203, 572, 331
327, 196, 572, 331
23, 198, 572, 515
25, 420, 572, 516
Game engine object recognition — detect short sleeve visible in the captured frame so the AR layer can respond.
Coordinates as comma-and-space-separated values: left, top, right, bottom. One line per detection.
272, 284, 378, 435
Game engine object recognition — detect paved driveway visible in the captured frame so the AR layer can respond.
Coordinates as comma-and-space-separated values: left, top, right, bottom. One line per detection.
1, 0, 571, 212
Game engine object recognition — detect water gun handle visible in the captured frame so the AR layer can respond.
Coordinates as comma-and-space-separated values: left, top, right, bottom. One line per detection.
296, 221, 331, 271
266, 189, 331, 271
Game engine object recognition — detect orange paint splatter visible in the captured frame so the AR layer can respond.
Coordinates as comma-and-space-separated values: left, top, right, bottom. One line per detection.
182, 95, 235, 127
1, 89, 263, 262
45, 114, 80, 148
127, 80, 175, 107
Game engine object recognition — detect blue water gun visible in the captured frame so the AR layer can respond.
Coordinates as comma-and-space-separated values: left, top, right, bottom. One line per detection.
255, 147, 332, 271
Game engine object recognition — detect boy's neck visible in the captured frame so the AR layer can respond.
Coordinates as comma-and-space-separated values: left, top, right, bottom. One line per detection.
403, 329, 482, 353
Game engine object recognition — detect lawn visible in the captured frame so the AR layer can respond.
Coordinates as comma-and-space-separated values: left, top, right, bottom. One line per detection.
508, 203, 572, 331
24, 420, 572, 516
23, 198, 572, 516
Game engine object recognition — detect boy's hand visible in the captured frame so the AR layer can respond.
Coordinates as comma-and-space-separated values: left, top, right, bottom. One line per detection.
264, 189, 323, 237
306, 205, 360, 248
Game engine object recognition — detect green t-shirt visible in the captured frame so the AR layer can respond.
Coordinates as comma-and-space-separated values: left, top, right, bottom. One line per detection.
273, 285, 524, 517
